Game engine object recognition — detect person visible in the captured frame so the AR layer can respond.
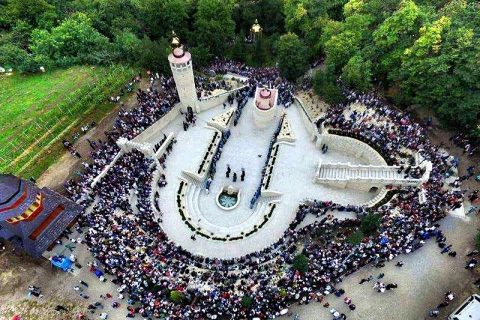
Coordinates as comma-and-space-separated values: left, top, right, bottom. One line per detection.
241, 168, 245, 181
233, 172, 237, 182
359, 275, 373, 284
55, 305, 68, 312
61, 65, 464, 319
385, 283, 398, 290
428, 308, 439, 317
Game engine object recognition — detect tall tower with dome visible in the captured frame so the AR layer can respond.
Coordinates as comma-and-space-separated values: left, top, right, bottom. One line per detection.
168, 33, 198, 113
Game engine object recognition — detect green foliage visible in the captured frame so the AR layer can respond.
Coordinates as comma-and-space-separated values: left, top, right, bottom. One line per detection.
0, 43, 28, 69
1, 0, 479, 139
0, 65, 137, 178
4, 0, 55, 27
114, 29, 143, 63
240, 295, 254, 308
341, 54, 372, 91
189, 46, 213, 68
360, 213, 381, 236
292, 253, 309, 273
312, 68, 344, 104
169, 290, 184, 304
136, 0, 189, 40
136, 36, 170, 73
30, 13, 110, 66
276, 32, 308, 81
193, 0, 235, 56
279, 288, 288, 298
347, 230, 365, 245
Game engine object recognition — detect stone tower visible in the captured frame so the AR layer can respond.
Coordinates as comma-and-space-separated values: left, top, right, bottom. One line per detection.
168, 46, 198, 113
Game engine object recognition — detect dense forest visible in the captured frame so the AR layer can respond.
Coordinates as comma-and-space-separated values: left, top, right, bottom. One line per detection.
1, 0, 479, 135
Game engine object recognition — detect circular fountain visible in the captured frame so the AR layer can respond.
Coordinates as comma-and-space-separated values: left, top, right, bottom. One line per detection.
216, 185, 241, 211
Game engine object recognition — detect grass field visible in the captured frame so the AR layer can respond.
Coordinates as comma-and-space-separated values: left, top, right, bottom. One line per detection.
0, 65, 137, 179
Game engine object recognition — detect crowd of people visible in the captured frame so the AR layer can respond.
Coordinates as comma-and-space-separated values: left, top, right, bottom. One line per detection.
250, 114, 285, 209
62, 61, 463, 319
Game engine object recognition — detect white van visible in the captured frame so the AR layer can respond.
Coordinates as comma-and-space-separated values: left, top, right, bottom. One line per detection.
448, 294, 480, 320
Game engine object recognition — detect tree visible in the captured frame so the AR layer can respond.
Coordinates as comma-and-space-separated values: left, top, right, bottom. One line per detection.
0, 43, 28, 68
312, 67, 344, 104
4, 0, 54, 27
341, 54, 372, 91
251, 37, 270, 67
189, 46, 213, 68
360, 213, 381, 236
137, 0, 189, 40
372, 0, 425, 79
283, 0, 313, 35
292, 253, 309, 273
276, 32, 308, 81
114, 29, 142, 63
169, 290, 184, 304
231, 32, 247, 62
193, 0, 235, 56
30, 13, 110, 66
136, 36, 170, 73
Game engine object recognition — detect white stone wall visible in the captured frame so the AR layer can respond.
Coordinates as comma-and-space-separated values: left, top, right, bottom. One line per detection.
90, 151, 124, 188
318, 133, 388, 166
132, 103, 182, 144
294, 96, 317, 141
197, 85, 247, 112
182, 127, 223, 182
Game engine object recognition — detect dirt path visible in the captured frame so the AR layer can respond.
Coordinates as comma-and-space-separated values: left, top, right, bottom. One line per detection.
36, 78, 150, 193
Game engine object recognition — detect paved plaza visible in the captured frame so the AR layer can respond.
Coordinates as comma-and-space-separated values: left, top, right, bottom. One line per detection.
157, 98, 375, 258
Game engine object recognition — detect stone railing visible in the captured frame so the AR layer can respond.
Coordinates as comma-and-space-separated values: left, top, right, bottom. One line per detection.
176, 178, 279, 241
90, 151, 124, 188
133, 103, 182, 144
277, 115, 295, 143
318, 132, 387, 166
207, 108, 236, 132
197, 85, 248, 112
314, 161, 423, 191
154, 132, 175, 159
294, 96, 317, 140
183, 128, 223, 182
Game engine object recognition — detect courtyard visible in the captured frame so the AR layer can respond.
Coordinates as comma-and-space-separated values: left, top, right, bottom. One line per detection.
1, 8, 479, 317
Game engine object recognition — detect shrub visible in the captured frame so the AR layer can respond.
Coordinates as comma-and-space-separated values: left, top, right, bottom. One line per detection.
360, 213, 381, 236
292, 254, 309, 273
312, 68, 344, 104
241, 295, 254, 308
169, 290, 184, 304
347, 230, 365, 245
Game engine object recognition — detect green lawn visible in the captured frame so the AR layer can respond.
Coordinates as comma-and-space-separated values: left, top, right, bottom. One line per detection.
0, 65, 137, 179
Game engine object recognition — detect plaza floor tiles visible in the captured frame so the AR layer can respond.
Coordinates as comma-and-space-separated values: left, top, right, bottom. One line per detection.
157, 100, 378, 259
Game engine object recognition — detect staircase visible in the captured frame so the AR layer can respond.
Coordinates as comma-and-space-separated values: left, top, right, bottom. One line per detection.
315, 163, 423, 188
